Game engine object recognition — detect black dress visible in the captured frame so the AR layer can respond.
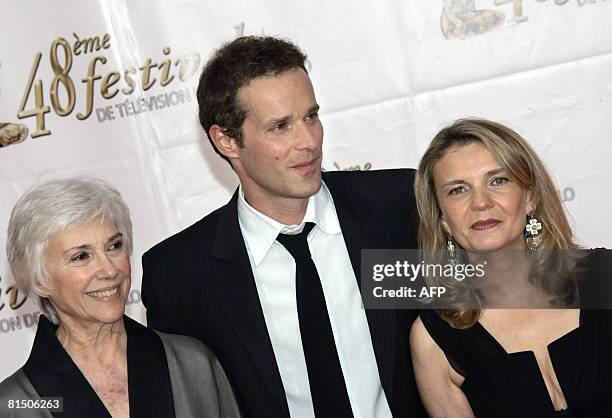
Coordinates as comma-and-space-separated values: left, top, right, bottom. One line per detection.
419, 250, 612, 417
421, 309, 612, 417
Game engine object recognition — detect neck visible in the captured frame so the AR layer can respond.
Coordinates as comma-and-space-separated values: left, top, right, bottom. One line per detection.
469, 249, 530, 276
55, 315, 127, 364
243, 189, 310, 226
469, 250, 548, 308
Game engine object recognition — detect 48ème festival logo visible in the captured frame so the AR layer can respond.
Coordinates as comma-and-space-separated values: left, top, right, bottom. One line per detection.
1, 32, 202, 148
441, 0, 607, 40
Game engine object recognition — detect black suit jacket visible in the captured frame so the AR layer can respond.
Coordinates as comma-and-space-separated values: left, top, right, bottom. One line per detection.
142, 169, 426, 418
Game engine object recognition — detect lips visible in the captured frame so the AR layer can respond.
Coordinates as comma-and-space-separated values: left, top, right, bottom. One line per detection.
291, 157, 319, 174
471, 219, 501, 230
291, 158, 316, 168
85, 285, 120, 298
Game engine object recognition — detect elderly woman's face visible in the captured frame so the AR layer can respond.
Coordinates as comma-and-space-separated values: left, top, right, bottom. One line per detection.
433, 142, 534, 253
43, 218, 131, 326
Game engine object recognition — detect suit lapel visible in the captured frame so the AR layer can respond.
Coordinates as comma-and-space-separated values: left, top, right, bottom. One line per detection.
325, 175, 398, 402
207, 191, 288, 412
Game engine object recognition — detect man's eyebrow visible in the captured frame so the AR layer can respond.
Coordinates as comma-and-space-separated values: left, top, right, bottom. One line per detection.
265, 115, 292, 128
307, 104, 320, 114
263, 104, 320, 128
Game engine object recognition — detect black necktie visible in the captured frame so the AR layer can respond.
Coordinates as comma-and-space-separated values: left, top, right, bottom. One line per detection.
276, 222, 354, 417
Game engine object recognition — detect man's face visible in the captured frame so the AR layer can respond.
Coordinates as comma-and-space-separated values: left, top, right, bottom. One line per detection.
232, 69, 323, 210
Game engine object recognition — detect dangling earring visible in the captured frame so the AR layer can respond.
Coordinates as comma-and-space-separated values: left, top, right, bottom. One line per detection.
447, 235, 459, 266
525, 212, 543, 250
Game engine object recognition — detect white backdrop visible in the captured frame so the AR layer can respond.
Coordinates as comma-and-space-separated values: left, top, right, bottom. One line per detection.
1, 0, 610, 380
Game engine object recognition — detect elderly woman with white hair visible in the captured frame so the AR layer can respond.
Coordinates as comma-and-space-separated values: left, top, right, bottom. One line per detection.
0, 178, 241, 418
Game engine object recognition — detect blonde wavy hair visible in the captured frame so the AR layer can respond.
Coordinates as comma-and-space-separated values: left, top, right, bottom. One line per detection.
414, 118, 582, 328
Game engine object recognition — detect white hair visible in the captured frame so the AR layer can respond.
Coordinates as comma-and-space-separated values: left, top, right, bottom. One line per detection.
6, 177, 133, 324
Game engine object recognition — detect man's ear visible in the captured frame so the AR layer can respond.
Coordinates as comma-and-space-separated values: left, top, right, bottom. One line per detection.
209, 124, 240, 160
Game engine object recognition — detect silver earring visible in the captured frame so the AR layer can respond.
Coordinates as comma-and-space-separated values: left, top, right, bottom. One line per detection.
447, 235, 459, 266
525, 212, 543, 250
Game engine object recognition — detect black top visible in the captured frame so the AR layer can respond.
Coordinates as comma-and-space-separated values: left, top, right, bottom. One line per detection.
421, 308, 612, 417
420, 249, 612, 417
22, 315, 175, 418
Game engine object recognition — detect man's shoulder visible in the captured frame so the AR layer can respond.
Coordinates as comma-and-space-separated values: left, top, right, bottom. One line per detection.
322, 168, 415, 187
323, 168, 416, 208
143, 201, 232, 262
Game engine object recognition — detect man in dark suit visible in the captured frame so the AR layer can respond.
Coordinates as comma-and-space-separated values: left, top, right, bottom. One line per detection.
142, 36, 425, 418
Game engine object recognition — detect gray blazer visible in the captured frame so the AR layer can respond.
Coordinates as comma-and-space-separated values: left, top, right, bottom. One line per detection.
0, 324, 241, 418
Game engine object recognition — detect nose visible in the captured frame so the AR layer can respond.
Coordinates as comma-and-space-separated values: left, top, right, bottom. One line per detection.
96, 253, 119, 279
296, 120, 322, 151
470, 187, 494, 211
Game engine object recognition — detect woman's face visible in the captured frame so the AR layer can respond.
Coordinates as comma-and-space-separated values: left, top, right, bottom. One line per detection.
43, 218, 131, 327
433, 141, 534, 253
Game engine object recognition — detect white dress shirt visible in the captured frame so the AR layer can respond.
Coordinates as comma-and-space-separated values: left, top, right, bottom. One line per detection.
237, 182, 392, 418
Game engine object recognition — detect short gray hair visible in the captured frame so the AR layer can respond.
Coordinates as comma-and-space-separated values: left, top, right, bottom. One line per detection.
6, 177, 133, 324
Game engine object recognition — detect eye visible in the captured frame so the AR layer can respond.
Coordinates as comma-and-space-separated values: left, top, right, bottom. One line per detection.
70, 252, 90, 262
269, 122, 290, 133
274, 123, 288, 130
305, 111, 319, 122
490, 177, 509, 186
108, 240, 124, 251
448, 186, 467, 196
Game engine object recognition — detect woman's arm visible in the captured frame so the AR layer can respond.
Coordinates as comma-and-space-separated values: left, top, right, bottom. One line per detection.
410, 316, 474, 418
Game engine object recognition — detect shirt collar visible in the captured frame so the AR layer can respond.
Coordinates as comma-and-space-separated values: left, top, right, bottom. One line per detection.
237, 181, 342, 266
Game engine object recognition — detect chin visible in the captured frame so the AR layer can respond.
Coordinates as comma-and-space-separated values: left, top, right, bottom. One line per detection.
96, 311, 125, 326
469, 240, 524, 254
92, 303, 126, 324
306, 180, 322, 196
290, 179, 322, 198
466, 239, 508, 253
469, 247, 503, 255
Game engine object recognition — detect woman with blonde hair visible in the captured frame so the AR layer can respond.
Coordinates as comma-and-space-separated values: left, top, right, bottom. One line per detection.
410, 118, 611, 417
